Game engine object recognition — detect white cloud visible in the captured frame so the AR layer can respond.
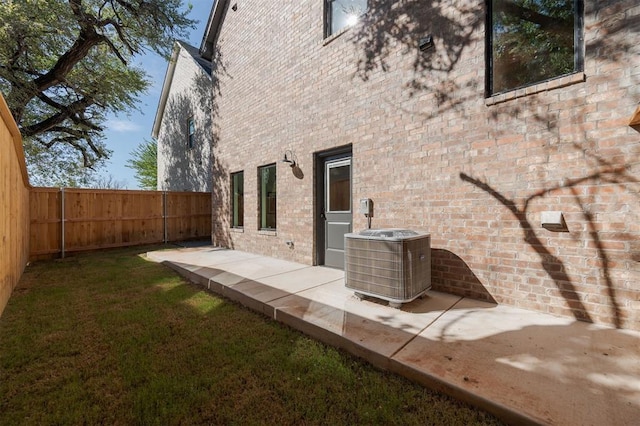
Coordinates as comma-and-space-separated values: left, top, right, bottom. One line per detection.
107, 119, 143, 132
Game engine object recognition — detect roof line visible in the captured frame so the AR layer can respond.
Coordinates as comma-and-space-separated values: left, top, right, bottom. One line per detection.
199, 0, 229, 60
151, 42, 181, 139
176, 40, 213, 76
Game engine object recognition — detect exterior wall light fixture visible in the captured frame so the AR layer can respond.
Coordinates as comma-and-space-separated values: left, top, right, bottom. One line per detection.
419, 35, 434, 51
282, 150, 296, 168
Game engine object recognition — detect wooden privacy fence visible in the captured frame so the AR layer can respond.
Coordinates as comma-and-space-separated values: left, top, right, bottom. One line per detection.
30, 188, 212, 260
1, 93, 31, 316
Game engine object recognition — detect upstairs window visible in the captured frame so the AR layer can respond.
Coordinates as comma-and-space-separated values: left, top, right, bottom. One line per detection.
231, 171, 244, 228
258, 164, 276, 230
487, 0, 583, 96
325, 0, 368, 37
187, 117, 195, 148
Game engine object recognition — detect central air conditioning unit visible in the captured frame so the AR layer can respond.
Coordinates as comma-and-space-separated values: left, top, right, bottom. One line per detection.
345, 229, 431, 308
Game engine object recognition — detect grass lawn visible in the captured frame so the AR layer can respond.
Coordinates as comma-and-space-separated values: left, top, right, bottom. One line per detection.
0, 246, 503, 425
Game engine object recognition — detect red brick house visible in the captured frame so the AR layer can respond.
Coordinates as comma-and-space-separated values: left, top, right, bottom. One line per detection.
198, 0, 640, 330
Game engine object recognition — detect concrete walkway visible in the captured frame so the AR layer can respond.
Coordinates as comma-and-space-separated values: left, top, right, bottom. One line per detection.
147, 246, 640, 426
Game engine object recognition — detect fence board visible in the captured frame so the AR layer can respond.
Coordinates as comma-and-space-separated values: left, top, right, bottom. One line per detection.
29, 188, 61, 258
29, 188, 211, 260
165, 192, 212, 242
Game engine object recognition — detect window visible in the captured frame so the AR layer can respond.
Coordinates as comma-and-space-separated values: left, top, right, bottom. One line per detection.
325, 0, 368, 37
231, 171, 244, 228
327, 159, 351, 212
487, 0, 583, 96
258, 164, 276, 230
187, 117, 195, 148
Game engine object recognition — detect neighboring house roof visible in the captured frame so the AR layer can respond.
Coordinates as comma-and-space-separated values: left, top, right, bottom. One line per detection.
180, 42, 213, 76
151, 41, 213, 139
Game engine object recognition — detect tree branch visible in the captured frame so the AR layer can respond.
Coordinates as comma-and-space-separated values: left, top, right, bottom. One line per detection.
28, 0, 104, 96
39, 129, 94, 167
497, 1, 573, 33
97, 20, 133, 62
30, 30, 102, 95
21, 97, 95, 137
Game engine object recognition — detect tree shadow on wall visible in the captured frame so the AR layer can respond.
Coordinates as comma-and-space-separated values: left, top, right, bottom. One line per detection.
210, 48, 233, 249
161, 79, 212, 193
354, 0, 640, 115
354, 0, 485, 119
459, 158, 639, 327
160, 48, 233, 248
351, 1, 640, 327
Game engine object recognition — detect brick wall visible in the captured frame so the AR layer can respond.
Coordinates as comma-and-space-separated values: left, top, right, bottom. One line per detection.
157, 43, 213, 192
210, 0, 640, 330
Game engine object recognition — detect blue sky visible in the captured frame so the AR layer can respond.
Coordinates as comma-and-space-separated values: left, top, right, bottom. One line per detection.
100, 0, 213, 189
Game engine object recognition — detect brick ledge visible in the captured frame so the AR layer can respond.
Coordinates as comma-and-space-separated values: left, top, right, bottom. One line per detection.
485, 72, 586, 106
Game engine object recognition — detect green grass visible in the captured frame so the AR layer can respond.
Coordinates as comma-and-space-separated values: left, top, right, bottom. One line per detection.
0, 246, 503, 425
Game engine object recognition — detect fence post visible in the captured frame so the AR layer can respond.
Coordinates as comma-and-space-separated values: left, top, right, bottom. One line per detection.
163, 191, 167, 243
60, 187, 65, 258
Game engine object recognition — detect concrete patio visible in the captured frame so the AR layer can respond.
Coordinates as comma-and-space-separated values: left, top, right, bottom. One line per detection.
147, 246, 640, 426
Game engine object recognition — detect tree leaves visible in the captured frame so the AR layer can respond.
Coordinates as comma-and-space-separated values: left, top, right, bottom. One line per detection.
127, 138, 157, 190
0, 0, 195, 185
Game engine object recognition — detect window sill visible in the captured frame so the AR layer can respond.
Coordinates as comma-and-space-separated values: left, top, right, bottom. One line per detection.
486, 72, 586, 106
322, 28, 349, 46
230, 227, 244, 233
323, 20, 364, 46
258, 229, 277, 236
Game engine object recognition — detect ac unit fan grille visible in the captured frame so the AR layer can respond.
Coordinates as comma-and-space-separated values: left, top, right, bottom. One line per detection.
345, 234, 431, 302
